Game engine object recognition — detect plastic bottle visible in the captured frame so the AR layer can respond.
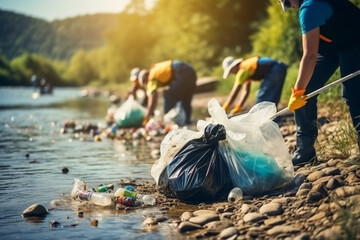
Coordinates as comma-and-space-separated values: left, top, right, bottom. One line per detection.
71, 179, 88, 199
114, 188, 137, 197
140, 195, 156, 206
78, 191, 113, 207
227, 187, 243, 204
116, 196, 136, 206
96, 184, 114, 192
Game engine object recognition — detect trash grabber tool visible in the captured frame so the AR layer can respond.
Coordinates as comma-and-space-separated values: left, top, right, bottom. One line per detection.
270, 69, 360, 120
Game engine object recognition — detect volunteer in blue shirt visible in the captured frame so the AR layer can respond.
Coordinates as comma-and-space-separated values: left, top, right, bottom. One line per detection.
279, 0, 360, 165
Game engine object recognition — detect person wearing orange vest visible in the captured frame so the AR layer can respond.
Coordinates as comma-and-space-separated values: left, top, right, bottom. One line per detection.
222, 56, 288, 116
138, 60, 197, 126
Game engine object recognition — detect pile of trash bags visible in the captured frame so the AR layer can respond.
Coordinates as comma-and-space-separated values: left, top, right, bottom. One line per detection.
151, 99, 294, 203
108, 96, 186, 129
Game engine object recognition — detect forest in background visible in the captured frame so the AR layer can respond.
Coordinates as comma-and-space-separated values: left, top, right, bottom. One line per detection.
1, 0, 359, 101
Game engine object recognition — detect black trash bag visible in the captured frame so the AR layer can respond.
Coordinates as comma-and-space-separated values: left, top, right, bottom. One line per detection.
158, 124, 233, 203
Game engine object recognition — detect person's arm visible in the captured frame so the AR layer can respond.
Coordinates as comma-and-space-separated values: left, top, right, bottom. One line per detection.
235, 80, 251, 108
288, 27, 319, 112
222, 84, 241, 111
143, 90, 158, 125
295, 27, 319, 90
128, 82, 137, 98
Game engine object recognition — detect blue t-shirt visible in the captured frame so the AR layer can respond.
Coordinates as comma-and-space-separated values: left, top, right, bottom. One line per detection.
258, 57, 274, 65
299, 0, 333, 34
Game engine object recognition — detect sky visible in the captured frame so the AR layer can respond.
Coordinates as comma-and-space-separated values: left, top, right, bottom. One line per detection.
0, 0, 156, 21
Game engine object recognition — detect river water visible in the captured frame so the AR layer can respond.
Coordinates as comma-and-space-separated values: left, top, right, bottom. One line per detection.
0, 87, 184, 239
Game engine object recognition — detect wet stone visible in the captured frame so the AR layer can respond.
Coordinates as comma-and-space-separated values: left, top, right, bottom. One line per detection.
218, 226, 238, 239
326, 176, 345, 190
321, 167, 340, 176
307, 171, 326, 182
296, 189, 310, 197
308, 212, 326, 222
193, 209, 217, 216
298, 182, 312, 191
259, 203, 283, 216
22, 203, 48, 217
333, 186, 360, 198
204, 219, 233, 231
243, 212, 267, 223
266, 225, 301, 235
177, 221, 203, 232
180, 211, 193, 221
143, 217, 158, 226
263, 216, 285, 227
189, 214, 219, 226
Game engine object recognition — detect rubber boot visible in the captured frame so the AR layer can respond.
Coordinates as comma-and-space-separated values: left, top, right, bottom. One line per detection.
292, 97, 318, 166
292, 135, 317, 166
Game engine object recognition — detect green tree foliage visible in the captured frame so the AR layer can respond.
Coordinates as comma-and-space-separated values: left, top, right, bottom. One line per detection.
9, 53, 65, 86
0, 9, 117, 60
148, 0, 267, 76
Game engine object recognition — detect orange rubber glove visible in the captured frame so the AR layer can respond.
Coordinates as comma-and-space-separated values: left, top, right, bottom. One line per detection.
222, 102, 230, 111
142, 115, 150, 127
230, 105, 242, 115
288, 88, 307, 112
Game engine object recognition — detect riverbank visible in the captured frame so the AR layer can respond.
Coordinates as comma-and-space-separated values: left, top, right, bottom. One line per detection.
77, 88, 360, 239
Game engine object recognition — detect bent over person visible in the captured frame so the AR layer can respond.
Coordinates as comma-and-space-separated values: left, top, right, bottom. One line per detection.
222, 56, 287, 116
138, 60, 197, 126
278, 0, 360, 165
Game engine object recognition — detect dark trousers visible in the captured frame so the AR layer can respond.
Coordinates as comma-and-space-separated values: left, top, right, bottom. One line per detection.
163, 61, 197, 124
295, 45, 360, 149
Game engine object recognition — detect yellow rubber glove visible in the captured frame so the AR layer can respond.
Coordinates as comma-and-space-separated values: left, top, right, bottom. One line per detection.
142, 115, 150, 127
230, 105, 242, 115
222, 102, 230, 111
288, 88, 307, 112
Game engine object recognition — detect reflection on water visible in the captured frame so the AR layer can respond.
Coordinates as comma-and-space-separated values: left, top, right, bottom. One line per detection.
0, 87, 182, 239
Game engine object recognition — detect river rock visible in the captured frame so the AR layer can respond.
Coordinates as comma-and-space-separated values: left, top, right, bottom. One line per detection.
204, 219, 233, 231
263, 216, 285, 227
218, 226, 238, 239
259, 203, 283, 216
177, 221, 203, 232
189, 214, 219, 225
193, 209, 217, 216
307, 171, 326, 182
22, 204, 48, 217
266, 225, 301, 235
333, 186, 360, 198
180, 211, 193, 221
243, 213, 267, 223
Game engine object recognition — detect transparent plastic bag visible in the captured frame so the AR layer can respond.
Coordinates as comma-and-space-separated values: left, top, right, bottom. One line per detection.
114, 96, 146, 128
164, 101, 186, 126
199, 99, 294, 196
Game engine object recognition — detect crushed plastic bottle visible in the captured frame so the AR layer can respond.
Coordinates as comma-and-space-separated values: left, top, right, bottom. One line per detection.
227, 187, 243, 204
78, 191, 113, 207
71, 179, 88, 199
114, 188, 137, 197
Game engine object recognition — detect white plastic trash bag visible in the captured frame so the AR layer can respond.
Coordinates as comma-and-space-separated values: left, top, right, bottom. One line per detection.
164, 101, 186, 126
114, 96, 146, 128
198, 98, 294, 195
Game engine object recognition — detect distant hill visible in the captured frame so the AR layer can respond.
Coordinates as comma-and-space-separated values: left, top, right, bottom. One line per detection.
0, 9, 118, 60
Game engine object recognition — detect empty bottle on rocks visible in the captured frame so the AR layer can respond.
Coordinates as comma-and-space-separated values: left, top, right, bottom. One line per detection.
78, 191, 113, 207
